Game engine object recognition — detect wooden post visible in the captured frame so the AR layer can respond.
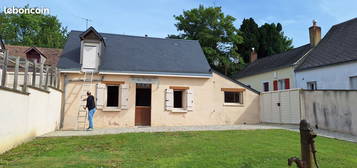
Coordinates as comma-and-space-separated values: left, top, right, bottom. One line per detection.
23, 59, 29, 92
300, 120, 314, 168
13, 57, 20, 90
44, 65, 49, 90
1, 50, 8, 87
39, 63, 44, 88
50, 67, 54, 87
32, 61, 36, 87
56, 69, 60, 89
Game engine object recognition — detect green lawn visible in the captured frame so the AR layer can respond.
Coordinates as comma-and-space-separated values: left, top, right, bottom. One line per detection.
0, 130, 356, 168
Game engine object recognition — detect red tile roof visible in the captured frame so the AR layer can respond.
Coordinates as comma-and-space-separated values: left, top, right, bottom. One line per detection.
5, 45, 62, 66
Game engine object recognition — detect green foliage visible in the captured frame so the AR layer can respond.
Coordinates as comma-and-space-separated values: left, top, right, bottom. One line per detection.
169, 5, 244, 75
0, 5, 68, 48
238, 18, 293, 63
1, 130, 357, 167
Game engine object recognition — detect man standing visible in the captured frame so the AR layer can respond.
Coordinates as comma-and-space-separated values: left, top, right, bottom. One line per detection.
84, 91, 96, 131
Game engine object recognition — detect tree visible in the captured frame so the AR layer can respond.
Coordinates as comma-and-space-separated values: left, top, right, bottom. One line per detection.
0, 5, 68, 48
238, 18, 293, 62
169, 5, 244, 75
237, 18, 260, 63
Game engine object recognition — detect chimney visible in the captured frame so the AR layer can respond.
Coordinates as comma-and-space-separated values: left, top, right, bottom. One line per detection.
309, 20, 321, 47
250, 47, 258, 63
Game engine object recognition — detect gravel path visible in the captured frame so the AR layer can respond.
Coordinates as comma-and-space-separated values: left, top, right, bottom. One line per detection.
40, 124, 357, 143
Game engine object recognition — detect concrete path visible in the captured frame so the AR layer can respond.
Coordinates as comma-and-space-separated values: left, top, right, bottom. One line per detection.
40, 124, 357, 143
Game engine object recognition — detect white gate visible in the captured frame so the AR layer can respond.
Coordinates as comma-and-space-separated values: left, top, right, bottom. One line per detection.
260, 89, 301, 124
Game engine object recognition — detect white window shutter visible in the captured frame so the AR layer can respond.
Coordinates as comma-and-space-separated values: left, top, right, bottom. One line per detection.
96, 83, 106, 109
187, 89, 193, 111
165, 89, 173, 111
120, 84, 129, 110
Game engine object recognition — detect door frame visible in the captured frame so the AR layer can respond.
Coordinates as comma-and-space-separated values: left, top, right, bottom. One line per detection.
134, 83, 152, 126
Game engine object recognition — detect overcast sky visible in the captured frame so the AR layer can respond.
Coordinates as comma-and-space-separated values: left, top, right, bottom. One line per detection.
1, 0, 357, 47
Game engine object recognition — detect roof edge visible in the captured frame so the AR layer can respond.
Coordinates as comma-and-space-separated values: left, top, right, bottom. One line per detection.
211, 69, 260, 94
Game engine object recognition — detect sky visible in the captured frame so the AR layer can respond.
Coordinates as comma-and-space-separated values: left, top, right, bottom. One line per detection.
1, 0, 357, 47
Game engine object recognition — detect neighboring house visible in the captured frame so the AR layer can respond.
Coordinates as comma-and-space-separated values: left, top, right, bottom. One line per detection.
5, 45, 63, 66
58, 27, 260, 130
0, 38, 5, 82
233, 22, 322, 92
295, 18, 357, 90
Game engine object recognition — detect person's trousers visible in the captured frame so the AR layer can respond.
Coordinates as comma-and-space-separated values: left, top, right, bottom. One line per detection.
88, 108, 96, 128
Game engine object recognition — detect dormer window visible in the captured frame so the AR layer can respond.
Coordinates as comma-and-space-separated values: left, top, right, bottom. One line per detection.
79, 27, 105, 72
24, 47, 47, 64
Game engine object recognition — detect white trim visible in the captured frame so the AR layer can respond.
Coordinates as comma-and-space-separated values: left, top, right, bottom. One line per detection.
98, 71, 212, 78
293, 48, 313, 66
223, 103, 244, 107
59, 70, 81, 73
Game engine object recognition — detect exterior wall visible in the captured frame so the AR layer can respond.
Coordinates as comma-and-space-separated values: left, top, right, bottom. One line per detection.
0, 87, 62, 154
302, 90, 357, 135
237, 67, 295, 92
296, 61, 357, 89
61, 72, 260, 130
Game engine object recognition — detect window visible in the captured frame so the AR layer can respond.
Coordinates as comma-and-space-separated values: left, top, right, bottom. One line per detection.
136, 84, 151, 106
274, 78, 290, 90
82, 44, 98, 69
263, 82, 269, 92
107, 85, 119, 107
173, 90, 183, 108
350, 76, 357, 89
224, 92, 243, 104
165, 87, 193, 112
307, 81, 317, 90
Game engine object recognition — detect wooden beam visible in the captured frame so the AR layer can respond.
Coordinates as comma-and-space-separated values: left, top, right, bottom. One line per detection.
32, 61, 36, 87
39, 63, 44, 88
102, 81, 125, 85
169, 86, 189, 90
13, 57, 20, 90
1, 50, 8, 87
22, 59, 29, 92
221, 88, 246, 92
44, 65, 49, 90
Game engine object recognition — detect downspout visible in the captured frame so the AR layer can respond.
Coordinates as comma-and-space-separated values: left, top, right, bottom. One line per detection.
59, 74, 68, 129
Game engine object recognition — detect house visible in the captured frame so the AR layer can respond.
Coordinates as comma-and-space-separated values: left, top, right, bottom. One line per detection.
5, 45, 63, 66
233, 21, 321, 92
295, 18, 357, 90
58, 27, 260, 130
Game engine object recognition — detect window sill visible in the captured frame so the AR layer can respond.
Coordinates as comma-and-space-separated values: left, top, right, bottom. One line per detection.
171, 108, 188, 113
223, 103, 244, 107
102, 107, 121, 112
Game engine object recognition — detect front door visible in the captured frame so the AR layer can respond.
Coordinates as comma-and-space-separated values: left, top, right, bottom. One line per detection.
135, 83, 151, 126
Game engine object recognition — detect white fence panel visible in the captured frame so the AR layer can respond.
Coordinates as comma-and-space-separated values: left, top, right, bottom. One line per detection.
260, 89, 301, 124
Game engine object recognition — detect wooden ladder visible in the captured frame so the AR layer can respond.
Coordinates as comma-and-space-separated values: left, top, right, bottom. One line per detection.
76, 71, 94, 130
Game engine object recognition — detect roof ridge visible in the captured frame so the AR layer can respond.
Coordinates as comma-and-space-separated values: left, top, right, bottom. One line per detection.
5, 44, 62, 50
70, 30, 198, 42
331, 17, 357, 28
245, 44, 310, 64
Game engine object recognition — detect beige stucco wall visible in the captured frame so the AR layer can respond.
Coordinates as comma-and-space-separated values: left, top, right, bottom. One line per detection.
0, 87, 62, 154
237, 67, 295, 92
61, 72, 260, 130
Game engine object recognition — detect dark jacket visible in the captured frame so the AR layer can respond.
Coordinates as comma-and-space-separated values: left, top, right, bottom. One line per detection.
86, 95, 96, 110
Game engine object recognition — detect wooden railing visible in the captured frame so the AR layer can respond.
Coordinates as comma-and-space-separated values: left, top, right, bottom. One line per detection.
0, 49, 60, 93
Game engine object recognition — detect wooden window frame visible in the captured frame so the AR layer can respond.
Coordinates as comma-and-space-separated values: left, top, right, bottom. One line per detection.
104, 84, 121, 111
221, 88, 244, 106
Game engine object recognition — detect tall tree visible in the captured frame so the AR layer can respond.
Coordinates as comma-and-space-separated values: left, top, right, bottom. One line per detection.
238, 18, 260, 63
238, 18, 293, 62
168, 5, 244, 75
0, 5, 68, 48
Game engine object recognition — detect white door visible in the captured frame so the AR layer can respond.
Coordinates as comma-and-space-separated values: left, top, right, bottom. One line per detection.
83, 45, 97, 69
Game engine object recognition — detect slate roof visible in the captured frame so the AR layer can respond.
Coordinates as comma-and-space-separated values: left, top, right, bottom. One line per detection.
5, 45, 62, 66
233, 44, 312, 79
296, 18, 357, 71
58, 30, 211, 76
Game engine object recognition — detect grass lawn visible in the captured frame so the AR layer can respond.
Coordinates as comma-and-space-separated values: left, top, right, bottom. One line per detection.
0, 129, 357, 168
